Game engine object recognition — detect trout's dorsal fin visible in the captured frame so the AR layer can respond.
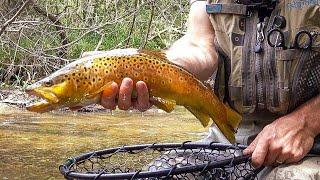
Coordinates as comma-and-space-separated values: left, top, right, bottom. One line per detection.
138, 49, 169, 62
150, 96, 176, 113
86, 81, 113, 99
185, 106, 211, 127
138, 49, 199, 78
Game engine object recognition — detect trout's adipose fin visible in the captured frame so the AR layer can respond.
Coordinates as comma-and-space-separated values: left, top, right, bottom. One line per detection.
185, 106, 210, 127
151, 97, 176, 113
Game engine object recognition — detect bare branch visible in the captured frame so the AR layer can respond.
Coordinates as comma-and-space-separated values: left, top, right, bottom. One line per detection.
43, 2, 148, 52
125, 0, 139, 47
0, 0, 32, 36
141, 1, 155, 49
94, 33, 105, 51
32, 3, 69, 57
0, 0, 189, 85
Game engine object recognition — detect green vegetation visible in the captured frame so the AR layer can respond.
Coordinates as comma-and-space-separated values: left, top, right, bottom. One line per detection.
0, 0, 189, 86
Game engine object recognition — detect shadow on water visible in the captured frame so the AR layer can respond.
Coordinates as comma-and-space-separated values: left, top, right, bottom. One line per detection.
0, 105, 208, 179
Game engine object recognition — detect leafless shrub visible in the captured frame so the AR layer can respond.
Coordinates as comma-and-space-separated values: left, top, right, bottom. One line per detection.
0, 0, 189, 86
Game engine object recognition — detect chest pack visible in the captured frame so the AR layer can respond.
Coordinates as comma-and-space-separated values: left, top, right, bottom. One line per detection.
207, 0, 320, 114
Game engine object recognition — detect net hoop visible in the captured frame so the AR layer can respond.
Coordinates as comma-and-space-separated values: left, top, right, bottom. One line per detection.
59, 142, 259, 179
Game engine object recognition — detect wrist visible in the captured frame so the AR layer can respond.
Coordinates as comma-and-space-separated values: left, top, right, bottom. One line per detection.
291, 105, 319, 138
305, 115, 320, 138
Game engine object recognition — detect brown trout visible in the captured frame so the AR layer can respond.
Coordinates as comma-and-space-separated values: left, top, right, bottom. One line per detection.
25, 48, 242, 143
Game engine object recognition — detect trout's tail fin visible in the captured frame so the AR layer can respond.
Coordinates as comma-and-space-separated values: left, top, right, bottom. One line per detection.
186, 87, 242, 143
220, 105, 242, 143
226, 106, 242, 131
207, 103, 242, 144
218, 105, 242, 143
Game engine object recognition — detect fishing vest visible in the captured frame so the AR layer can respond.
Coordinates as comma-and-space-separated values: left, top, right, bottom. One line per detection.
207, 0, 320, 114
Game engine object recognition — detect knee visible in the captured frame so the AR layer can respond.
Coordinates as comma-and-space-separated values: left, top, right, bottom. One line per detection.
260, 157, 320, 180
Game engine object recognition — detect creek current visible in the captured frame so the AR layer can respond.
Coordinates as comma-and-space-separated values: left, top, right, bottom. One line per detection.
0, 105, 208, 179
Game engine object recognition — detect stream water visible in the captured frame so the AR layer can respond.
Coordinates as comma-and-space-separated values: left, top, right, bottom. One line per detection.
0, 106, 208, 179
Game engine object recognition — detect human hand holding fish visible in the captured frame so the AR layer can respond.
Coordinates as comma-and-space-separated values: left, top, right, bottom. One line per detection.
80, 51, 152, 112
100, 78, 151, 112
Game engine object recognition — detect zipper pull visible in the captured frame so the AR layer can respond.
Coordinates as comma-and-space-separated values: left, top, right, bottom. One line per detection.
255, 43, 263, 53
255, 22, 265, 53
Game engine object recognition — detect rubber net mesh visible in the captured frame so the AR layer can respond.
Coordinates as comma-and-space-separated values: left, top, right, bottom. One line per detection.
62, 144, 258, 179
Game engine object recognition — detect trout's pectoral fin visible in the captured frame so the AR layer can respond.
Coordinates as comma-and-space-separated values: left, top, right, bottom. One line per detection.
69, 106, 83, 111
150, 97, 176, 113
86, 81, 113, 99
185, 106, 211, 127
26, 100, 53, 113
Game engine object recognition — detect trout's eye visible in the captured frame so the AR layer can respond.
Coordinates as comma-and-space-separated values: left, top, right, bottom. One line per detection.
43, 80, 53, 87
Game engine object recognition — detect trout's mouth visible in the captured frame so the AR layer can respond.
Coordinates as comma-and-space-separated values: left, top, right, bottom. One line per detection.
25, 88, 59, 113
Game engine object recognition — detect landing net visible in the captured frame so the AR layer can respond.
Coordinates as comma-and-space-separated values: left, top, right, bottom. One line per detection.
59, 142, 260, 179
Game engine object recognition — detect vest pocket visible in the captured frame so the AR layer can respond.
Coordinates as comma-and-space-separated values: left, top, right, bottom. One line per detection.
289, 50, 320, 111
274, 45, 320, 113
273, 49, 301, 113
267, 0, 320, 113
208, 6, 247, 112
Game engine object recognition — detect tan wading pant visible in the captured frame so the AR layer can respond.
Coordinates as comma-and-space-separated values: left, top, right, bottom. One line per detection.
260, 156, 320, 180
202, 112, 320, 180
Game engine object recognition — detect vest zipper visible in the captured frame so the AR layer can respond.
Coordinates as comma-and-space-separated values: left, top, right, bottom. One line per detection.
266, 9, 282, 112
255, 21, 266, 109
242, 13, 258, 111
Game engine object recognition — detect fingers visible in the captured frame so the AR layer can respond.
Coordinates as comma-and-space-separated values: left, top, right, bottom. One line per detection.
274, 146, 304, 165
264, 143, 281, 166
243, 144, 255, 155
243, 135, 259, 155
118, 78, 133, 110
251, 136, 270, 168
244, 118, 314, 168
285, 147, 305, 164
245, 135, 285, 167
100, 82, 118, 110
134, 81, 151, 112
274, 147, 292, 165
249, 138, 308, 167
244, 132, 271, 168
100, 78, 151, 112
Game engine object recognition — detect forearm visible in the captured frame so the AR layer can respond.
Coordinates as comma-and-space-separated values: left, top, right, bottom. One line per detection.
166, 37, 217, 81
290, 95, 320, 137
165, 1, 218, 81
